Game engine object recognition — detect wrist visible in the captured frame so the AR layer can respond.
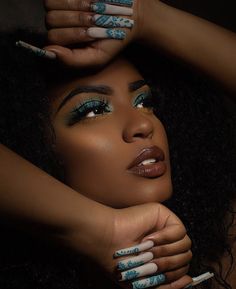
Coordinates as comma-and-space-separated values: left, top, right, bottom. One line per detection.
136, 0, 164, 42
61, 196, 115, 261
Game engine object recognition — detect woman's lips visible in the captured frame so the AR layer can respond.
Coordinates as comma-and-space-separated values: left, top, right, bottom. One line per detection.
127, 146, 166, 178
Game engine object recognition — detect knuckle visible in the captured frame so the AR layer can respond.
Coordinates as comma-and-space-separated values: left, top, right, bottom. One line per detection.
157, 259, 170, 271
188, 250, 193, 260
47, 29, 59, 43
155, 246, 167, 257
46, 11, 57, 27
76, 12, 92, 26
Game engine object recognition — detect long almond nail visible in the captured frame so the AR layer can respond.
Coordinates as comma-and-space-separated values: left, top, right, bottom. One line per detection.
91, 3, 133, 15
118, 252, 154, 271
114, 240, 154, 258
132, 274, 166, 289
100, 0, 133, 7
121, 263, 158, 281
93, 15, 134, 28
87, 27, 126, 39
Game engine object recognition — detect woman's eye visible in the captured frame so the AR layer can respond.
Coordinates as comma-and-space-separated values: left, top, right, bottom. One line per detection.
67, 99, 111, 126
133, 92, 156, 110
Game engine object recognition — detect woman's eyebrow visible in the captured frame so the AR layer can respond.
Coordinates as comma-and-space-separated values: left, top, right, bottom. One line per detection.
56, 85, 113, 113
129, 79, 147, 92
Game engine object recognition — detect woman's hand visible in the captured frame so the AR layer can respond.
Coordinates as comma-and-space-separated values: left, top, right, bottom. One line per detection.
44, 0, 137, 67
64, 202, 192, 289
43, 0, 147, 67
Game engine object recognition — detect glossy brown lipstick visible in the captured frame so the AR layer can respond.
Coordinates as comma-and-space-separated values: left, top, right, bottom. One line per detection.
127, 146, 166, 178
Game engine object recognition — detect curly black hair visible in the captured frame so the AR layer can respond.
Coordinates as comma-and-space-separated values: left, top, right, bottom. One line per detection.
0, 31, 235, 289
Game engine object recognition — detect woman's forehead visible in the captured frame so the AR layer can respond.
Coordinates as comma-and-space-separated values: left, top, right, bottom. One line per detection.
49, 57, 143, 102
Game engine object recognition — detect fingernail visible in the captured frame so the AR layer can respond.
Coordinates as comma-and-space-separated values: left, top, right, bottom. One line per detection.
99, 0, 133, 7
132, 274, 166, 289
16, 40, 56, 60
93, 15, 134, 28
121, 263, 158, 281
114, 240, 154, 258
118, 252, 154, 270
87, 27, 126, 39
184, 272, 214, 288
91, 3, 133, 15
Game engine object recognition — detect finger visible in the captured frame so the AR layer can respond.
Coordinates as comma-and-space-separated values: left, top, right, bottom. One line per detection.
120, 263, 158, 281
144, 224, 187, 246
130, 275, 192, 289
44, 0, 133, 11
91, 3, 133, 15
48, 28, 93, 44
93, 15, 134, 28
16, 41, 57, 60
117, 252, 154, 271
87, 27, 126, 39
44, 37, 125, 68
114, 240, 154, 258
44, 45, 105, 67
153, 250, 192, 273
44, 0, 92, 11
158, 275, 193, 289
164, 264, 190, 282
99, 0, 133, 7
130, 274, 166, 289
46, 11, 93, 28
46, 11, 134, 29
151, 236, 192, 258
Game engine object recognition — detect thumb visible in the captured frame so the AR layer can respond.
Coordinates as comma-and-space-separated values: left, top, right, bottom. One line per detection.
44, 45, 106, 68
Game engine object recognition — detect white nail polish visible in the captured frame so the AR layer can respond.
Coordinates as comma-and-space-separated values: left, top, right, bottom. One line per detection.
87, 27, 126, 39
16, 40, 56, 60
114, 240, 154, 257
93, 15, 134, 28
184, 272, 214, 288
121, 263, 158, 281
91, 3, 133, 15
132, 274, 166, 289
118, 252, 154, 270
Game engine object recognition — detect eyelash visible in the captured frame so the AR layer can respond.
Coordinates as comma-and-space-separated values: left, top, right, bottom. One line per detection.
67, 97, 112, 126
67, 91, 156, 126
133, 91, 156, 110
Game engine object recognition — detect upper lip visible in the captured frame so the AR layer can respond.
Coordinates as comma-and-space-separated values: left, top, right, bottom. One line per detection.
127, 146, 165, 170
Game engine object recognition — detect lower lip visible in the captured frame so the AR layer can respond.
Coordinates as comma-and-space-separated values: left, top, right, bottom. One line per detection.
128, 161, 167, 178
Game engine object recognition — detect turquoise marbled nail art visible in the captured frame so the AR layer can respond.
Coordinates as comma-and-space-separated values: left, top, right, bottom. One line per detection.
123, 270, 140, 281
132, 274, 166, 289
91, 3, 106, 14
94, 15, 133, 28
114, 246, 139, 257
101, 0, 133, 7
118, 260, 144, 271
106, 29, 126, 39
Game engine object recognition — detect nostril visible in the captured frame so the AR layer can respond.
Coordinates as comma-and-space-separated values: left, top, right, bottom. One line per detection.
133, 133, 145, 138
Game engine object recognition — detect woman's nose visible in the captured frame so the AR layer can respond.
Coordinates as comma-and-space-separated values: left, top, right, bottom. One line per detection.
122, 109, 154, 143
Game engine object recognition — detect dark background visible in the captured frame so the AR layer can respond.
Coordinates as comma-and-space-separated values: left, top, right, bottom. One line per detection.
0, 0, 236, 32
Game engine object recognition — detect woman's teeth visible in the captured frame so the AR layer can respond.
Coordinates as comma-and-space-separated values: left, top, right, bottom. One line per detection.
139, 158, 157, 166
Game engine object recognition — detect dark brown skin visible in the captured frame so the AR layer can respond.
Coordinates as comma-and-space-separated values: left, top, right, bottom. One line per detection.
0, 144, 192, 288
51, 58, 172, 208
44, 0, 236, 96
44, 0, 236, 286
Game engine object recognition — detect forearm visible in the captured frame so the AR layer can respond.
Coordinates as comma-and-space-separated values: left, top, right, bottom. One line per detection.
0, 144, 111, 251
140, 1, 236, 95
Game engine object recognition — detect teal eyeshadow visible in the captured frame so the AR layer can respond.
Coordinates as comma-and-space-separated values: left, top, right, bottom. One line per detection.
66, 98, 112, 125
132, 91, 153, 107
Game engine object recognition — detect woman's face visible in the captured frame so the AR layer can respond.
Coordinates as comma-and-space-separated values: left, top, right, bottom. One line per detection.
51, 58, 172, 208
